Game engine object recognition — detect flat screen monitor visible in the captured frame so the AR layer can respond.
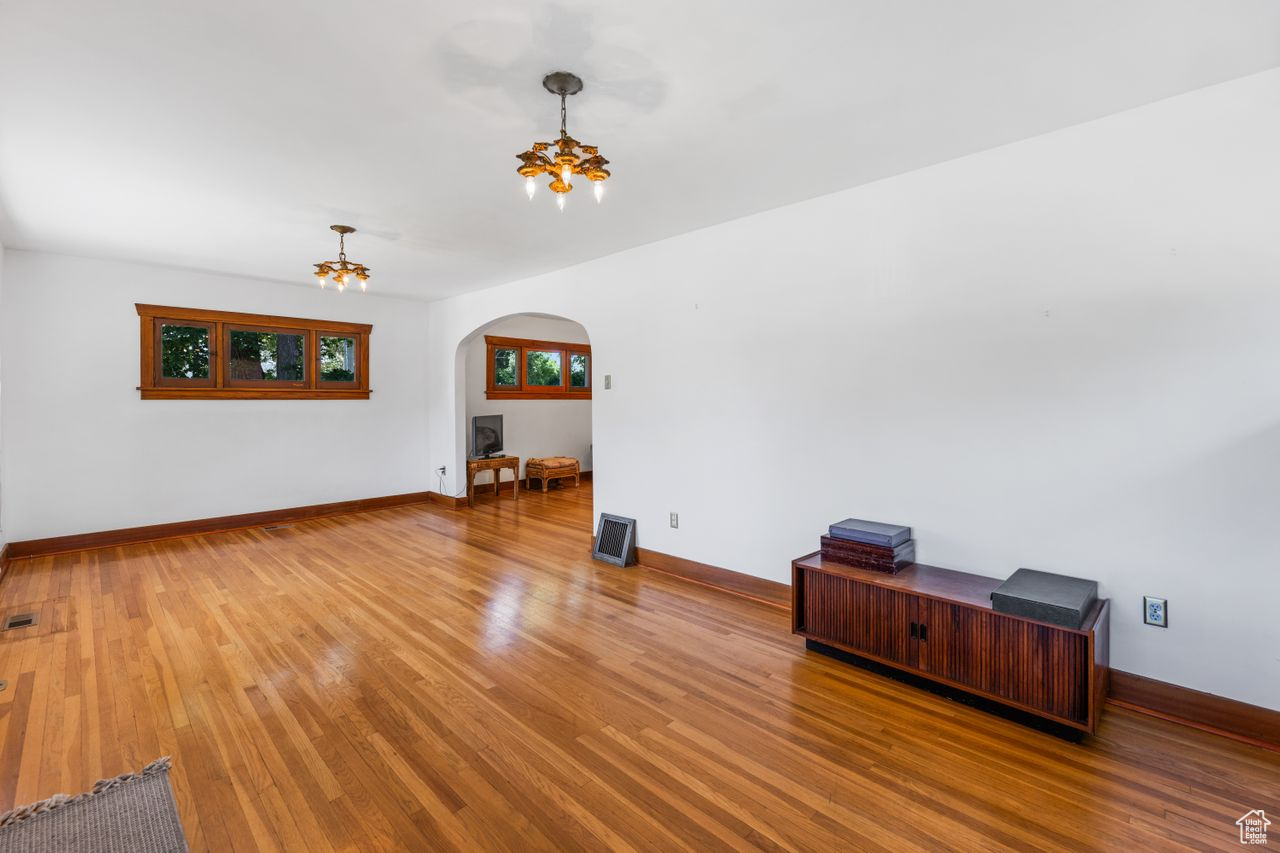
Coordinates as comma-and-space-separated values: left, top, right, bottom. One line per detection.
472, 414, 504, 458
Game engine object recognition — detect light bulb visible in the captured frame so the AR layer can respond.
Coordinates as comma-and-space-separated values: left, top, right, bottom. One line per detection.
594, 182, 604, 204
556, 193, 566, 212
315, 273, 327, 288
359, 278, 368, 292
337, 280, 346, 292
561, 164, 572, 187
525, 176, 536, 200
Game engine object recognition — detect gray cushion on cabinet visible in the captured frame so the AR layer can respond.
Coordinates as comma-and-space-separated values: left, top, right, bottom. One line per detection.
991, 568, 1098, 629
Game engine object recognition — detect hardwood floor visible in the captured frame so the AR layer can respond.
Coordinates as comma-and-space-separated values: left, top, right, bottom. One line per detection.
0, 483, 1275, 851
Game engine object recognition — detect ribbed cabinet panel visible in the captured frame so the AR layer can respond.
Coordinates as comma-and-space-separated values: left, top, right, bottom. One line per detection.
920, 601, 1090, 724
802, 571, 916, 667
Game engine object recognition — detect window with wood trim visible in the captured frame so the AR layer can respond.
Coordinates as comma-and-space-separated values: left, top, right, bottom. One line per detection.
137, 304, 372, 399
485, 335, 590, 400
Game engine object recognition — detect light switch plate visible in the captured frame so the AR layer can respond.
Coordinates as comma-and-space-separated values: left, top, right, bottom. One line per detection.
604, 374, 612, 390
1143, 596, 1167, 628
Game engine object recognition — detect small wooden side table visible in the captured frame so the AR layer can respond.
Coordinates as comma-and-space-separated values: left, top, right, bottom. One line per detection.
466, 456, 520, 508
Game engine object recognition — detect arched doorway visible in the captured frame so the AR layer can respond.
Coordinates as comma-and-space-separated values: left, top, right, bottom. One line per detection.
449, 312, 592, 509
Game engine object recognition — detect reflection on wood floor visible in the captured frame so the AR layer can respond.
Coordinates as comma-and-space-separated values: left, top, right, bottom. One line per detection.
0, 482, 1275, 850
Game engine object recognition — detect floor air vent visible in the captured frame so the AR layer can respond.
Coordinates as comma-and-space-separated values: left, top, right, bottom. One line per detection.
3, 612, 37, 631
593, 514, 637, 567
262, 524, 294, 531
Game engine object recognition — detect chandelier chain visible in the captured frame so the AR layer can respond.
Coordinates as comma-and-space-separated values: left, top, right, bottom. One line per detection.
560, 93, 568, 138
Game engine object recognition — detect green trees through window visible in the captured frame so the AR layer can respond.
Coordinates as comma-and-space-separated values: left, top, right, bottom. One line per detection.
526, 350, 562, 386
229, 330, 305, 381
493, 348, 518, 385
320, 335, 357, 382
160, 324, 210, 379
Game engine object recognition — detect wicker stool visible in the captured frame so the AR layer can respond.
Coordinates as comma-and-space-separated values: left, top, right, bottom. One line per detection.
525, 457, 580, 492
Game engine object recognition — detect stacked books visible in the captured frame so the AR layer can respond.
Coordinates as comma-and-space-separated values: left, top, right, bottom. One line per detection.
821, 518, 915, 574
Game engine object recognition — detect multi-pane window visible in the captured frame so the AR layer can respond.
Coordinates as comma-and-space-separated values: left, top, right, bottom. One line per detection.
485, 335, 591, 400
138, 305, 371, 399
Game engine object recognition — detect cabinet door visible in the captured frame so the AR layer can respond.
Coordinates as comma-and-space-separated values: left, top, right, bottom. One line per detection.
918, 600, 1091, 724
801, 570, 918, 667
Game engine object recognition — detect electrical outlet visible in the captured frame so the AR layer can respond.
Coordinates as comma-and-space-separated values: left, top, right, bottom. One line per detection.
1143, 596, 1167, 628
670, 512, 678, 529
436, 465, 446, 476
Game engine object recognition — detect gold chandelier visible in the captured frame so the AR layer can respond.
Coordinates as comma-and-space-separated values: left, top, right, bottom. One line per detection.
516, 72, 611, 210
313, 225, 370, 292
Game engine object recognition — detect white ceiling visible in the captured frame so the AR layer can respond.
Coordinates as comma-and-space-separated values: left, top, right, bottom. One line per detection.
1, 0, 1278, 300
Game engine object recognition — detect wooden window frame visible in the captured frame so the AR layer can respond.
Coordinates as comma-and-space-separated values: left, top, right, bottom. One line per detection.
485, 335, 591, 400
137, 304, 372, 400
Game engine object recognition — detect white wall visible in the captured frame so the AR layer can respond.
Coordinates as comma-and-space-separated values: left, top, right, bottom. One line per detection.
462, 315, 591, 490
427, 70, 1280, 710
0, 251, 432, 540
0, 241, 6, 551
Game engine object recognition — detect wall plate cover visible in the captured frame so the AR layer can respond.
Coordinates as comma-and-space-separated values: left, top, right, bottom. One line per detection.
1143, 596, 1167, 628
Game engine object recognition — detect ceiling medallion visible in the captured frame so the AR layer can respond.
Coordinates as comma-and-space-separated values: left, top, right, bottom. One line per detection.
313, 225, 369, 292
516, 71, 611, 210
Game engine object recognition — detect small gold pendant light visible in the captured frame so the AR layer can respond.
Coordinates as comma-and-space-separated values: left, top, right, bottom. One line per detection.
313, 225, 370, 292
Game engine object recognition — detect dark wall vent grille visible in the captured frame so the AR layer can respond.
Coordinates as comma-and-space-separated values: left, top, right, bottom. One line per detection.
593, 514, 637, 567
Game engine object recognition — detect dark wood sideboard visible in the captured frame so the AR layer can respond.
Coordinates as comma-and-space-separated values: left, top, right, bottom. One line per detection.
792, 552, 1110, 734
